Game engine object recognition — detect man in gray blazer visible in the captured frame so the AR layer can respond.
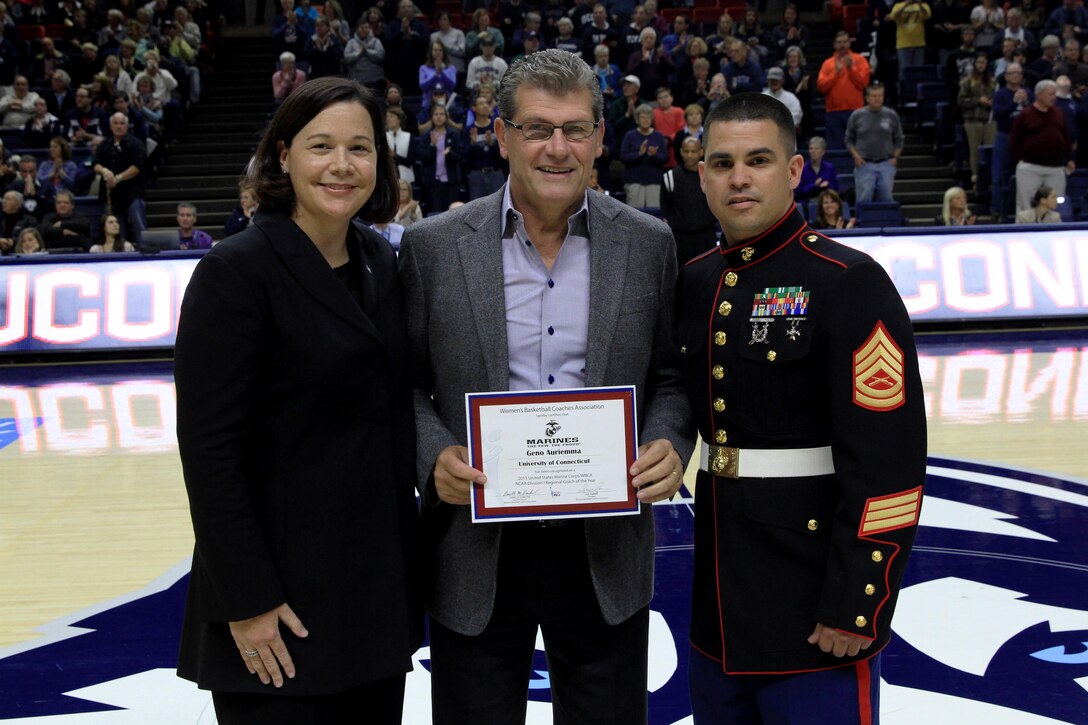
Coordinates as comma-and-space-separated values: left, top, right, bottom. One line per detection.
399, 49, 694, 724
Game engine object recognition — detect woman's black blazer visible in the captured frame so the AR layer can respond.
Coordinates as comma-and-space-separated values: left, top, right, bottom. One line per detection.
174, 211, 422, 695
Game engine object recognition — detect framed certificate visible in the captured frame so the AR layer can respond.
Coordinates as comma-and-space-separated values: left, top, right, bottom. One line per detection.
466, 386, 639, 523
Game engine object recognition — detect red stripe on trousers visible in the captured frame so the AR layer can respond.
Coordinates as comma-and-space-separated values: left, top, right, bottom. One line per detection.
856, 660, 872, 725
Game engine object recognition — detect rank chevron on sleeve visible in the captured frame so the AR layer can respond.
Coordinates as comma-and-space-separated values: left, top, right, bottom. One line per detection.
852, 321, 905, 411
859, 486, 923, 536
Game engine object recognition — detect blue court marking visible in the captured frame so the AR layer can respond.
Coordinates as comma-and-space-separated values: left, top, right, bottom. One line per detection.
6, 459, 1084, 723
0, 417, 41, 452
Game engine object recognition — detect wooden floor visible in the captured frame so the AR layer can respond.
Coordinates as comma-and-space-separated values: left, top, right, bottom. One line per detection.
1, 327, 1086, 723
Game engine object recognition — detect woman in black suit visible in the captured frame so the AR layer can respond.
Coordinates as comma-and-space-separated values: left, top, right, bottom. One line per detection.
174, 76, 422, 724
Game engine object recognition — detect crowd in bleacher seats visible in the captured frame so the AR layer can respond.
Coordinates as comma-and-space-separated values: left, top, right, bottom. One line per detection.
241, 0, 1088, 227
0, 0, 221, 256
11, 0, 1088, 257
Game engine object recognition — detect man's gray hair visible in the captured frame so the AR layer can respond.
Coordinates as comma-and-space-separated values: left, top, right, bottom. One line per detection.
635, 103, 655, 117
808, 135, 827, 150
1036, 78, 1058, 95
497, 48, 604, 122
177, 202, 198, 215
55, 189, 74, 203
6, 190, 23, 204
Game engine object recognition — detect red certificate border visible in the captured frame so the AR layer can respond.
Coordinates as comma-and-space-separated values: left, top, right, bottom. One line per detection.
467, 386, 639, 522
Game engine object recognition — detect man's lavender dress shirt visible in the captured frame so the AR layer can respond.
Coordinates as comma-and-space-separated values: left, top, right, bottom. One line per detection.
501, 185, 591, 392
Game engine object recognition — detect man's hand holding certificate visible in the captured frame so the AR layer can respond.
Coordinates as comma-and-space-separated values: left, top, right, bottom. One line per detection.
431, 387, 684, 523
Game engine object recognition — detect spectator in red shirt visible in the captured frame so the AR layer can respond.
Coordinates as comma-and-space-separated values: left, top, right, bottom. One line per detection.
1010, 79, 1075, 211
652, 86, 685, 168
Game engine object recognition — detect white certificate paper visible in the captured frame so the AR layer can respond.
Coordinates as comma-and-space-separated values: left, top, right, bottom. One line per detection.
466, 386, 639, 523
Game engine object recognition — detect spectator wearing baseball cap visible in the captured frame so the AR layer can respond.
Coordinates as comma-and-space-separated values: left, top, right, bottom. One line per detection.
762, 66, 803, 131
466, 35, 508, 92
512, 31, 542, 62
512, 12, 546, 57
418, 83, 465, 133
608, 75, 643, 152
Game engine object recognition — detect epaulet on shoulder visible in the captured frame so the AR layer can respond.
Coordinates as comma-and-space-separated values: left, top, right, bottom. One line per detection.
683, 244, 719, 268
798, 227, 866, 268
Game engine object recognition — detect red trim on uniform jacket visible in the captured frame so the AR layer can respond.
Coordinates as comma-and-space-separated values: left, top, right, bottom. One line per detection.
799, 230, 849, 269
853, 537, 903, 639
705, 271, 728, 446
705, 269, 730, 669
728, 224, 807, 273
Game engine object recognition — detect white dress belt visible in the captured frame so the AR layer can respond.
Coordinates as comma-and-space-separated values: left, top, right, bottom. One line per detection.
699, 442, 835, 479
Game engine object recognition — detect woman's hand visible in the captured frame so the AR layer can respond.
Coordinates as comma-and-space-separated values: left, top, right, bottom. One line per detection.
229, 602, 309, 688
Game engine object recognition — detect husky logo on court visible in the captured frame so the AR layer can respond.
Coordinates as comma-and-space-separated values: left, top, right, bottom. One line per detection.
881, 458, 1088, 724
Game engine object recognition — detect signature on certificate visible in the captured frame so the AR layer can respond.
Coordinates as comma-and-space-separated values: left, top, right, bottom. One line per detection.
502, 488, 541, 502
578, 484, 605, 499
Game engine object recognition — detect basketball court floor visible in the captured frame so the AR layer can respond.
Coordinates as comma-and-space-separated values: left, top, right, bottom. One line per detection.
1, 327, 1086, 723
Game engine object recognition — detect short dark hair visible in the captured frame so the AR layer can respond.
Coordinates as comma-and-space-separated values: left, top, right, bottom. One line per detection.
247, 76, 398, 223
386, 106, 408, 126
704, 92, 797, 154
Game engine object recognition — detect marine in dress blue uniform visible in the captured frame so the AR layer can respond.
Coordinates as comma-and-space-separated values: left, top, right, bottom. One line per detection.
677, 93, 927, 724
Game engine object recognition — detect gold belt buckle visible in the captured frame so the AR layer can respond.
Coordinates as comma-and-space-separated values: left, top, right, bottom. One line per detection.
708, 445, 739, 479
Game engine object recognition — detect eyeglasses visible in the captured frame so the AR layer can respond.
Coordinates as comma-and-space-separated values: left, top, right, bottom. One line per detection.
502, 118, 601, 141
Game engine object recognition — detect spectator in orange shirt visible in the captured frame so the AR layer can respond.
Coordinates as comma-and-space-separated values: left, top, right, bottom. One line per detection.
817, 31, 871, 149
652, 86, 685, 168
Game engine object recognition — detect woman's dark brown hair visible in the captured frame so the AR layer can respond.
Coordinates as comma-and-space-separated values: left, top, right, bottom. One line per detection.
815, 188, 846, 229
50, 135, 71, 161
247, 76, 398, 223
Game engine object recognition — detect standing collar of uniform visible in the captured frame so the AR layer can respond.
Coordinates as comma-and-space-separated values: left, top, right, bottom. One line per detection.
500, 183, 590, 240
718, 203, 806, 267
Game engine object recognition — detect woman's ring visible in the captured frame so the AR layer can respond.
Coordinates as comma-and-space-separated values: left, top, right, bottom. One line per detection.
244, 649, 259, 657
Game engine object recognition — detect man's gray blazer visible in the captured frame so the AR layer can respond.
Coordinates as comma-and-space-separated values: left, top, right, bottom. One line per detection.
399, 186, 694, 636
